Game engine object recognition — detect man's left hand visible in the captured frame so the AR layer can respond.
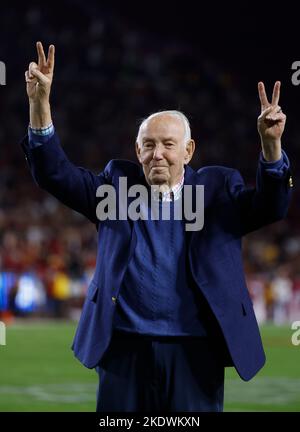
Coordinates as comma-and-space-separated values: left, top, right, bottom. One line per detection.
257, 81, 286, 161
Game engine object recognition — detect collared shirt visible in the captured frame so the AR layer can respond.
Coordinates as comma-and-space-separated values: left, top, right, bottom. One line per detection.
151, 172, 185, 202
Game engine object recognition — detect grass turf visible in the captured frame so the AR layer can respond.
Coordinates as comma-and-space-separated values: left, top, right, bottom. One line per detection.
0, 321, 299, 411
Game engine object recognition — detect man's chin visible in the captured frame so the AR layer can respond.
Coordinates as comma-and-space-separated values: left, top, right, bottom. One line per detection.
148, 174, 169, 186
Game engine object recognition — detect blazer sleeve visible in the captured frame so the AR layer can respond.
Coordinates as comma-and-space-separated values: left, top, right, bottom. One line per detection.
20, 130, 110, 224
226, 150, 293, 236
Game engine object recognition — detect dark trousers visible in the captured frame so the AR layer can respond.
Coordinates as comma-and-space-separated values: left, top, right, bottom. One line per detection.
95, 330, 224, 412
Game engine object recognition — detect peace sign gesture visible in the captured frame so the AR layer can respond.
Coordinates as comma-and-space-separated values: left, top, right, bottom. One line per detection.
257, 81, 286, 161
25, 41, 55, 103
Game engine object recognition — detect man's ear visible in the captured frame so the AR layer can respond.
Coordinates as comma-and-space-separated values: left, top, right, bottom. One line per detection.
135, 141, 142, 163
184, 139, 195, 164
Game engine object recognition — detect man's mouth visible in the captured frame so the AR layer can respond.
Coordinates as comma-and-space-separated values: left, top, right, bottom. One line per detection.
151, 166, 167, 170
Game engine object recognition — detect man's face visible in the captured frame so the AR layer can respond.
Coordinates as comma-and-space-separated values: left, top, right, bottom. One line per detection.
135, 114, 195, 187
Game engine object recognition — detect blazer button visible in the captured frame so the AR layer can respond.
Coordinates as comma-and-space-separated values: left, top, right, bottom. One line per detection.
289, 176, 293, 187
112, 296, 117, 304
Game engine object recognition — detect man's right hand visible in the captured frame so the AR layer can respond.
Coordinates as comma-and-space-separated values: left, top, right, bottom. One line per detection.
25, 42, 55, 128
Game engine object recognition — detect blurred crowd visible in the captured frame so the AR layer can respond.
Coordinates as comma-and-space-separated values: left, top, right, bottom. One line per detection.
0, 2, 300, 323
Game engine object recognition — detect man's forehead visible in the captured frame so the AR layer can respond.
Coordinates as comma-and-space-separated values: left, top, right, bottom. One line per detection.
140, 115, 185, 137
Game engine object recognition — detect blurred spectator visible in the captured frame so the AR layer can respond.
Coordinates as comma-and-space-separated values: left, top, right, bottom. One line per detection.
270, 267, 293, 325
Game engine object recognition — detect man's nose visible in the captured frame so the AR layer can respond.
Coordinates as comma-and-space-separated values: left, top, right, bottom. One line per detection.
153, 145, 164, 160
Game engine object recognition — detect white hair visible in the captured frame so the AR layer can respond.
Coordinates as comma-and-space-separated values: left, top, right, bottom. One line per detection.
136, 110, 191, 148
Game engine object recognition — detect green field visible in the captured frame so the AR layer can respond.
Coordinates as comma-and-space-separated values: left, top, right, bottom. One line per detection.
0, 322, 299, 411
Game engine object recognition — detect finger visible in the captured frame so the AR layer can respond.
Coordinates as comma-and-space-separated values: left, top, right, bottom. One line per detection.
258, 81, 270, 110
265, 105, 283, 120
46, 44, 55, 72
266, 113, 286, 122
275, 113, 286, 122
258, 106, 273, 120
30, 67, 49, 85
271, 81, 281, 106
25, 70, 36, 83
28, 62, 37, 79
267, 105, 282, 115
29, 61, 39, 78
28, 62, 38, 76
36, 41, 47, 69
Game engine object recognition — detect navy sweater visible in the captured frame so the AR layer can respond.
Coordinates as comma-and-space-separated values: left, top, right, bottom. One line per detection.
113, 200, 217, 337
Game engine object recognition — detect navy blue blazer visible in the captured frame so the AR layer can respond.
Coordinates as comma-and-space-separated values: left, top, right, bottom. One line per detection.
21, 132, 293, 381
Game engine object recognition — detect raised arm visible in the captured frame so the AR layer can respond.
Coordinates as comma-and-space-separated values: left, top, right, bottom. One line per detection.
227, 81, 292, 236
23, 42, 108, 224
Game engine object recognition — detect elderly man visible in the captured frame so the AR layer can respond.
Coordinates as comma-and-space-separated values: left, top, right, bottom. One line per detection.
22, 42, 292, 412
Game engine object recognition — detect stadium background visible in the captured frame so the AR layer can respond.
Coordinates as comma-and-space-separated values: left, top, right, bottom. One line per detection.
0, 0, 300, 411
